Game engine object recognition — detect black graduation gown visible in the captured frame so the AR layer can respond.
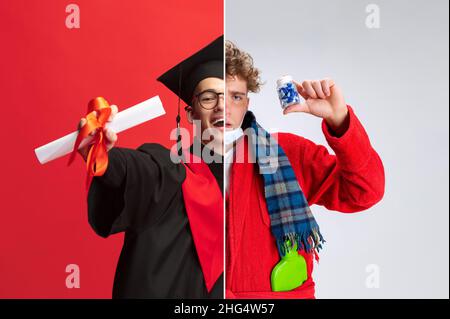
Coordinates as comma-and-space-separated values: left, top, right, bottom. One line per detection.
87, 143, 224, 299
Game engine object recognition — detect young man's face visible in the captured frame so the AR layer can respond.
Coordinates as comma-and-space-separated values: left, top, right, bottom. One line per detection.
189, 77, 224, 151
225, 75, 249, 130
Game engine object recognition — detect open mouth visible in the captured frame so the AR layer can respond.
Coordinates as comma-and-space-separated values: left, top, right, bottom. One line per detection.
212, 119, 224, 128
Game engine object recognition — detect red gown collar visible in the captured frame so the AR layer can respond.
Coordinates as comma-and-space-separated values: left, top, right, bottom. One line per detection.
180, 151, 223, 293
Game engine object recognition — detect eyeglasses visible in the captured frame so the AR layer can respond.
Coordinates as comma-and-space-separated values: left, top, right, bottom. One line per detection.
193, 90, 225, 110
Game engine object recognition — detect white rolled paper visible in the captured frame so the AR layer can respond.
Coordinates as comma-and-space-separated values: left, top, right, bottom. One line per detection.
35, 95, 166, 164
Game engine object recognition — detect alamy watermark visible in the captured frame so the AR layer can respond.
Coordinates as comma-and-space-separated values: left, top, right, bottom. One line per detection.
365, 4, 381, 29
169, 120, 280, 174
65, 4, 80, 29
365, 263, 380, 288
65, 264, 80, 289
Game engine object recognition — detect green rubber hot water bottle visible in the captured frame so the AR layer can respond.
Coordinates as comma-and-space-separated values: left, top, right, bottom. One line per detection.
271, 241, 308, 292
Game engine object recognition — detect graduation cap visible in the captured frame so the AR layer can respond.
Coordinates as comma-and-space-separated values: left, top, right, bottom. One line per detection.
157, 35, 224, 155
158, 35, 224, 105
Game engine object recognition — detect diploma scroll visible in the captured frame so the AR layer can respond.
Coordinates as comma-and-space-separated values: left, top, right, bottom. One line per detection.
35, 96, 165, 164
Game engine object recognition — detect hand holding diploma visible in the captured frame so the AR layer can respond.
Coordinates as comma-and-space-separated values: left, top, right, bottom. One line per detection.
67, 97, 124, 188
77, 104, 119, 162
34, 95, 166, 188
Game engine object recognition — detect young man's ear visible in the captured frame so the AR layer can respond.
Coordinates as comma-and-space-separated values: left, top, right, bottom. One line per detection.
185, 106, 194, 124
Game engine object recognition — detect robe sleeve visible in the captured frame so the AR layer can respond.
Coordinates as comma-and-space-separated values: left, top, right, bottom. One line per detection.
87, 143, 186, 237
280, 105, 385, 213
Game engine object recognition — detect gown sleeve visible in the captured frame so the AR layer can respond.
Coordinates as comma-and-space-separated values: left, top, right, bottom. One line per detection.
281, 105, 385, 213
87, 143, 186, 237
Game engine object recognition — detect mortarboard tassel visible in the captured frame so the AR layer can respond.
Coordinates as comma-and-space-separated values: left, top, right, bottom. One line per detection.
176, 65, 183, 157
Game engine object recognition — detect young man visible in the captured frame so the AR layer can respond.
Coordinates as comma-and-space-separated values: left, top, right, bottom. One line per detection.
224, 41, 385, 298
78, 36, 225, 298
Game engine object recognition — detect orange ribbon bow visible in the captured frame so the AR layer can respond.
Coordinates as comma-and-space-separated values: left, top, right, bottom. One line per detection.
68, 97, 112, 189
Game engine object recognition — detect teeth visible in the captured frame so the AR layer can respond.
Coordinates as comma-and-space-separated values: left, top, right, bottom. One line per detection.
212, 119, 224, 126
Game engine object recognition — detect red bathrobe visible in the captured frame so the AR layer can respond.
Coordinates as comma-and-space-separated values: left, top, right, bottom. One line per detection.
226, 106, 385, 299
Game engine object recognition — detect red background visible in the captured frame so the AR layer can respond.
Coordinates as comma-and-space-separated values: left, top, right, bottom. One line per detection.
0, 0, 223, 298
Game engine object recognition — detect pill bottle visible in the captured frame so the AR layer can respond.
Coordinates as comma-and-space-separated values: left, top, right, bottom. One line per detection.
276, 75, 301, 109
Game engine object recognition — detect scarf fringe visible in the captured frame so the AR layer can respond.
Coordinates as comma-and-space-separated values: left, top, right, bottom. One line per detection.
276, 226, 325, 257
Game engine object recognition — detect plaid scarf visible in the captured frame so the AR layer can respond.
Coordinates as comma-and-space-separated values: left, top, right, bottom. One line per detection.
244, 111, 325, 257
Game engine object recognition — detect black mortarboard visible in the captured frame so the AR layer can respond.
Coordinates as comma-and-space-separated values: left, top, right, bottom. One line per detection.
157, 35, 224, 106
157, 35, 223, 156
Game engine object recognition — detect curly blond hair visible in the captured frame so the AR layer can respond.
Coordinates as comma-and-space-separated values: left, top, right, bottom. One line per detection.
225, 40, 262, 93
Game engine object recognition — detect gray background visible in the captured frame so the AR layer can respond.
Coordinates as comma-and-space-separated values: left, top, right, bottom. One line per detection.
226, 0, 449, 298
